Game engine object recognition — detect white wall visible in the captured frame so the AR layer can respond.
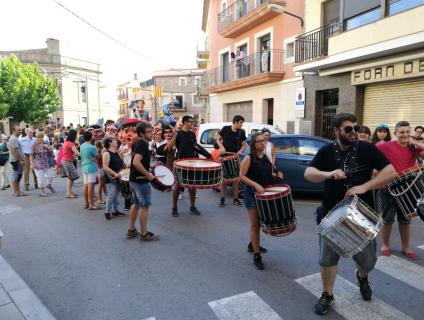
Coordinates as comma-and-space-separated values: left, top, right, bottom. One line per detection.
209, 79, 304, 133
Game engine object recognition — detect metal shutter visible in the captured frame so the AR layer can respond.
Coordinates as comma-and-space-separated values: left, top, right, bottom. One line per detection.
363, 79, 424, 132
226, 101, 253, 122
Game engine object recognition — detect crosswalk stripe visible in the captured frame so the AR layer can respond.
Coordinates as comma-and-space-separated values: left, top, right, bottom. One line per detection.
376, 255, 424, 292
295, 273, 414, 320
208, 291, 283, 320
417, 244, 424, 250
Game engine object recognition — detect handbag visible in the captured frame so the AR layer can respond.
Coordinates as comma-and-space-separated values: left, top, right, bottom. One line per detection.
47, 151, 56, 167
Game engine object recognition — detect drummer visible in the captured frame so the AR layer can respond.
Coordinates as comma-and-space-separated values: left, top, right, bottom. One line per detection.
239, 132, 283, 270
217, 115, 246, 207
167, 115, 202, 217
304, 113, 396, 315
127, 121, 159, 241
102, 136, 125, 220
376, 121, 424, 260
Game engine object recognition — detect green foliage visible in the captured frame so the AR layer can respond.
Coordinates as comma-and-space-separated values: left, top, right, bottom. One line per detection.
0, 55, 60, 124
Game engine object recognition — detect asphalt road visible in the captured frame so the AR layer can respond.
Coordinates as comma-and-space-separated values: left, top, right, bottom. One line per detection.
0, 176, 423, 320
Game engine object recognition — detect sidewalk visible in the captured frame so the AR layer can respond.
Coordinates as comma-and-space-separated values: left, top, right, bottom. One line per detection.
0, 254, 56, 320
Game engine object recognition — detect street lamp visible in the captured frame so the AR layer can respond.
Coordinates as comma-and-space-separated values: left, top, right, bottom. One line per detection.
268, 4, 304, 27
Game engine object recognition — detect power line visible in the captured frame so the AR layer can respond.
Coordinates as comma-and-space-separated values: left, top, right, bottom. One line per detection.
52, 0, 200, 77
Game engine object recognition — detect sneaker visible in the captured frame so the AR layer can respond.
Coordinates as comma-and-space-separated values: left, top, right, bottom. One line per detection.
190, 206, 201, 216
112, 211, 126, 217
172, 207, 179, 217
126, 228, 139, 239
356, 270, 372, 301
104, 213, 111, 220
124, 206, 130, 211
140, 231, 160, 241
233, 198, 243, 207
218, 198, 225, 207
253, 253, 264, 270
178, 193, 184, 200
247, 242, 267, 253
314, 292, 335, 315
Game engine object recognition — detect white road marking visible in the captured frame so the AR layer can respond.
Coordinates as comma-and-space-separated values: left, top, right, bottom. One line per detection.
417, 244, 424, 250
295, 273, 413, 320
208, 291, 283, 320
376, 255, 424, 292
140, 318, 155, 320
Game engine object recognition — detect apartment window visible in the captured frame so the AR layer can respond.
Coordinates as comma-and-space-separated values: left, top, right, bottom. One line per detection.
174, 95, 183, 108
345, 6, 380, 30
192, 94, 202, 105
179, 77, 187, 87
324, 0, 340, 25
389, 0, 424, 16
221, 0, 227, 12
286, 42, 295, 58
194, 76, 202, 86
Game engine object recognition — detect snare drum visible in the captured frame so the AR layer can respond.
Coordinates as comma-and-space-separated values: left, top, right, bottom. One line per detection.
150, 165, 175, 192
119, 168, 131, 199
221, 153, 240, 182
255, 184, 296, 236
317, 196, 382, 258
174, 158, 222, 189
388, 167, 424, 218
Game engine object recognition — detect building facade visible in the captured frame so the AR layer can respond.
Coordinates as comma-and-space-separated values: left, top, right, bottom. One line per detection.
295, 0, 424, 139
202, 0, 305, 133
0, 38, 114, 133
138, 69, 207, 124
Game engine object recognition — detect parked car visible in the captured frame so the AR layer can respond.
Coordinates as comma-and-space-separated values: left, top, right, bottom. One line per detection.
243, 134, 331, 193
197, 122, 284, 152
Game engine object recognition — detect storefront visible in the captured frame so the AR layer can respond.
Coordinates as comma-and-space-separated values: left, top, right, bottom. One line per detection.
352, 57, 424, 131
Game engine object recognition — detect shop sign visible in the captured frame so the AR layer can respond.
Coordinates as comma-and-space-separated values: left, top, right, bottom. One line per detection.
351, 58, 424, 85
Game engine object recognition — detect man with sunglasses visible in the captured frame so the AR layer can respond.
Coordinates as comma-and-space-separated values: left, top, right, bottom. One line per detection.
305, 113, 396, 316
377, 121, 424, 260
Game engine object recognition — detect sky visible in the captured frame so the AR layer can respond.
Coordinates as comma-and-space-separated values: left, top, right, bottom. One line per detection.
0, 0, 205, 88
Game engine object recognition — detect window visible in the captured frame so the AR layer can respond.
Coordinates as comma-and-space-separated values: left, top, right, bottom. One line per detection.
200, 129, 220, 145
194, 76, 202, 86
221, 0, 227, 12
298, 139, 327, 156
174, 95, 183, 108
345, 6, 380, 30
179, 77, 187, 87
273, 138, 297, 155
286, 42, 295, 59
192, 94, 202, 105
324, 0, 340, 25
389, 0, 424, 16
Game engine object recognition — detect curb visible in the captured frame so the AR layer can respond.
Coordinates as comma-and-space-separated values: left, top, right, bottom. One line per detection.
0, 254, 56, 320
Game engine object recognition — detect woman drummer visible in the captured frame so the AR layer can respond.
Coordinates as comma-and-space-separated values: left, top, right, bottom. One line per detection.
102, 136, 125, 220
239, 132, 283, 270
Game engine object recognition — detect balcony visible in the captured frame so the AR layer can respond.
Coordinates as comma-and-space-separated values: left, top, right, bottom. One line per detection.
197, 49, 209, 69
218, 0, 286, 38
295, 22, 340, 64
206, 49, 285, 93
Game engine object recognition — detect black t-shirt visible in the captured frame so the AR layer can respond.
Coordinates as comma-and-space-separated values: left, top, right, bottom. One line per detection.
247, 155, 273, 187
130, 140, 150, 184
309, 141, 390, 211
176, 130, 197, 159
219, 125, 246, 153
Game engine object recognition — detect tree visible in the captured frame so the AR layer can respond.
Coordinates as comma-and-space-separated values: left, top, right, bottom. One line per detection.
0, 55, 60, 124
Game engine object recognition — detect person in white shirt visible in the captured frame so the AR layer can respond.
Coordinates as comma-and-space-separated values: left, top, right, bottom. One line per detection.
19, 129, 38, 190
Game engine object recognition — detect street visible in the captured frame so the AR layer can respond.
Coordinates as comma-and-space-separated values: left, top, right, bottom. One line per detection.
0, 176, 423, 320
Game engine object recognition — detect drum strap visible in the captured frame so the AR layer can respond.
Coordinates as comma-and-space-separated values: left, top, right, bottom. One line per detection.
332, 141, 359, 188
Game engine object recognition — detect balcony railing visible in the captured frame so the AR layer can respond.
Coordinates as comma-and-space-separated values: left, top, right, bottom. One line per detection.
117, 94, 128, 100
206, 49, 284, 88
218, 0, 271, 33
295, 22, 340, 63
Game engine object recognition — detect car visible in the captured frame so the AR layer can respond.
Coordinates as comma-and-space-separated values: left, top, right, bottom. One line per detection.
197, 122, 284, 152
243, 134, 331, 193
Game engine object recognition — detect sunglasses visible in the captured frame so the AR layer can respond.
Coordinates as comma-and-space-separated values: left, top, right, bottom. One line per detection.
255, 139, 266, 144
377, 124, 389, 130
341, 125, 360, 134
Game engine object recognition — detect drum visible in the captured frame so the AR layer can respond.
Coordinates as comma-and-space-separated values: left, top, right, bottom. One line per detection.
317, 196, 382, 258
255, 184, 296, 236
388, 167, 424, 219
221, 153, 240, 182
119, 168, 131, 199
150, 165, 175, 192
174, 158, 222, 189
